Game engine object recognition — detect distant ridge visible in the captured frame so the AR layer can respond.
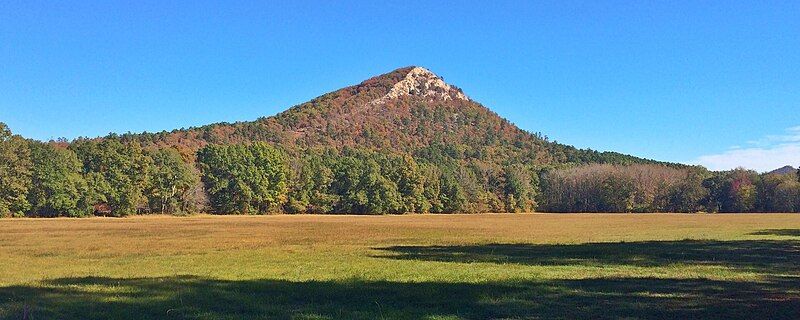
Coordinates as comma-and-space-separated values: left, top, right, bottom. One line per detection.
767, 165, 797, 175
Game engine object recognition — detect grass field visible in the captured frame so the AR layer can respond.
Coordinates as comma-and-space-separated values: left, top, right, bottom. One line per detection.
1, 213, 799, 319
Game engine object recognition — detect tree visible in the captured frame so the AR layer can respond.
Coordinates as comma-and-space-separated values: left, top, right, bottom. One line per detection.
70, 138, 152, 216
503, 165, 538, 212
381, 155, 428, 213
701, 174, 726, 213
286, 150, 337, 214
722, 169, 758, 213
146, 148, 201, 214
27, 142, 90, 217
538, 164, 691, 213
773, 180, 800, 212
197, 143, 289, 214
419, 163, 444, 213
756, 172, 800, 213
662, 172, 708, 213
330, 154, 403, 214
439, 170, 467, 213
598, 174, 635, 212
0, 123, 32, 217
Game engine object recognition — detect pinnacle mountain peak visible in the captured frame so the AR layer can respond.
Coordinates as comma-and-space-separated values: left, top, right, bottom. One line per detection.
370, 66, 469, 104
402, 66, 439, 78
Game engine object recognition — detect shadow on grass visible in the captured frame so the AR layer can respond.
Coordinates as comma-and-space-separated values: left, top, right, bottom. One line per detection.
0, 275, 798, 319
376, 240, 800, 273
750, 229, 800, 237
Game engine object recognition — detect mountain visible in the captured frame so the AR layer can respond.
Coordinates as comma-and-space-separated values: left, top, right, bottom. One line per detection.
767, 166, 797, 175
127, 66, 668, 167
1, 66, 703, 217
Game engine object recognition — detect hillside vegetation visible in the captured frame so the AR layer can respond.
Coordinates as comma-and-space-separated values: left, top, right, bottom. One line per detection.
125, 67, 663, 166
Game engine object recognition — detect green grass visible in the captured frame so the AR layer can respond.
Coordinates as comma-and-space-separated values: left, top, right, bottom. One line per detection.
1, 214, 799, 319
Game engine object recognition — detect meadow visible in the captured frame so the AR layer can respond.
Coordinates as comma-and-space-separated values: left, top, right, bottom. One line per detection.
1, 213, 799, 319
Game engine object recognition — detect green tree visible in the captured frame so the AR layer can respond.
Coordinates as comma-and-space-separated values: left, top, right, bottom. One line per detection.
0, 123, 32, 217
382, 155, 428, 213
439, 171, 467, 213
701, 174, 726, 212
419, 163, 444, 213
663, 173, 708, 213
756, 172, 800, 213
27, 142, 90, 217
773, 180, 800, 212
286, 151, 337, 213
147, 148, 201, 214
197, 143, 289, 214
503, 165, 539, 212
70, 138, 152, 216
598, 174, 635, 212
330, 155, 403, 214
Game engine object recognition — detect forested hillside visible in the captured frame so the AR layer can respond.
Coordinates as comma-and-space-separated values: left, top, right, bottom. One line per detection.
122, 67, 666, 166
2, 67, 798, 216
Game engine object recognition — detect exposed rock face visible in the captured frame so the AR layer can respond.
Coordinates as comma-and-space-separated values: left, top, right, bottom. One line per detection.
372, 67, 469, 104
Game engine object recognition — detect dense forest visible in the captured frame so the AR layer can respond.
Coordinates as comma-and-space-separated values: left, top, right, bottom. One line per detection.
2, 122, 799, 217
2, 67, 798, 216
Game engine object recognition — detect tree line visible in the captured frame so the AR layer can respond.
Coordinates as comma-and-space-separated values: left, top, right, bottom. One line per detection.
1, 124, 204, 217
2, 123, 799, 217
538, 164, 800, 213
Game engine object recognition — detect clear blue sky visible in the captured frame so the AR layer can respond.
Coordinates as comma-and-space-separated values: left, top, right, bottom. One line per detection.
2, 1, 799, 171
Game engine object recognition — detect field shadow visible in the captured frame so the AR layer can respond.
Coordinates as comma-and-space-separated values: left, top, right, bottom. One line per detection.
750, 229, 800, 237
0, 275, 798, 319
376, 239, 800, 273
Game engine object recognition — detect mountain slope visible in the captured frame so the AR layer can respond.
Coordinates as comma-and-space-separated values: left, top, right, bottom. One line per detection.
767, 166, 797, 175
129, 66, 668, 167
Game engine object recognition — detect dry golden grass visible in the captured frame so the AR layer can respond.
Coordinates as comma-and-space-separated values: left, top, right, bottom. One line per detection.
5, 213, 798, 252
1, 213, 799, 319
